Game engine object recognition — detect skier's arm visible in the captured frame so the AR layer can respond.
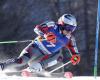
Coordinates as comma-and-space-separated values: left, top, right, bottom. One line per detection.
34, 21, 55, 36
65, 36, 80, 65
34, 21, 57, 43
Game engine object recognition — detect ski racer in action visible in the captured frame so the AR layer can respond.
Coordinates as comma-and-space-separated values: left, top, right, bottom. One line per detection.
0, 14, 80, 75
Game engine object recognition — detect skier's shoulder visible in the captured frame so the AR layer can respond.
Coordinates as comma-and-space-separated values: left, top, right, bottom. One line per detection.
40, 20, 56, 27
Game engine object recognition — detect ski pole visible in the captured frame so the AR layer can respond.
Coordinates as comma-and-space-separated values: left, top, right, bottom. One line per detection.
49, 61, 71, 73
0, 40, 33, 44
0, 37, 47, 44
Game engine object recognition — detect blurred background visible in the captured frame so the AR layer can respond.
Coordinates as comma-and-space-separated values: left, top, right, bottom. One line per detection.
0, 0, 99, 76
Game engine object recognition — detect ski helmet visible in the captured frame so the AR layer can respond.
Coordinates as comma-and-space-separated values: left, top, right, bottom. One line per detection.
58, 14, 77, 32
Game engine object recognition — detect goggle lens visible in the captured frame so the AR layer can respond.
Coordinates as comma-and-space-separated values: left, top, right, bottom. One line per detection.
64, 25, 76, 32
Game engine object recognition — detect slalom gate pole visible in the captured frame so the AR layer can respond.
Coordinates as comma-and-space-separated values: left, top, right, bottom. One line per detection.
94, 0, 100, 78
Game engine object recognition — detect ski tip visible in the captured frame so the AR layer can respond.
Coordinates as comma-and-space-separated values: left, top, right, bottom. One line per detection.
64, 72, 73, 78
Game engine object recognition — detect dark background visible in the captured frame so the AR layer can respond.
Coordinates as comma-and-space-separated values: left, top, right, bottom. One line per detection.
0, 0, 99, 76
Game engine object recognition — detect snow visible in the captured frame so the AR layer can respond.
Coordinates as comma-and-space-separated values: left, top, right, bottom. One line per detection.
0, 76, 100, 80
0, 72, 100, 80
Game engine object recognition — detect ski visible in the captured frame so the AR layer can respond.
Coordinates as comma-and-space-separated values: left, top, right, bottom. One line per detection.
1, 61, 71, 77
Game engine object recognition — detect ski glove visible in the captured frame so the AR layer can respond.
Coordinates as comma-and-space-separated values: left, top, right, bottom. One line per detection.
70, 54, 80, 65
44, 32, 56, 43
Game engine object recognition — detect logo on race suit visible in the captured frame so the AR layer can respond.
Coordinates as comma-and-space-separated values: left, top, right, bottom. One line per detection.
46, 42, 56, 47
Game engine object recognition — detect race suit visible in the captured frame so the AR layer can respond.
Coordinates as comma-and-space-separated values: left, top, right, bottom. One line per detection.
0, 21, 79, 71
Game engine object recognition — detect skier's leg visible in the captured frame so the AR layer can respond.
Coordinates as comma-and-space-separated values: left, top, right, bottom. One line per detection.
40, 51, 63, 69
0, 50, 32, 71
28, 51, 63, 73
0, 42, 43, 71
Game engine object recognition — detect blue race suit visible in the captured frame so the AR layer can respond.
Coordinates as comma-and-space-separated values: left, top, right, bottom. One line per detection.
0, 21, 79, 71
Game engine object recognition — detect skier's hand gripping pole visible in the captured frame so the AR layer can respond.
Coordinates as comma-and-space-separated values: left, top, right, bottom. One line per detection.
70, 54, 80, 65
48, 54, 80, 74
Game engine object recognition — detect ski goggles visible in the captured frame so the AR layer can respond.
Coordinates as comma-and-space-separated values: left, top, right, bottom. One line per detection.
63, 24, 76, 32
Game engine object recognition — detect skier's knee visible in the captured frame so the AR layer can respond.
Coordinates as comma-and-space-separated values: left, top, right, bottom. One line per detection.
15, 58, 23, 64
28, 62, 43, 72
17, 52, 32, 64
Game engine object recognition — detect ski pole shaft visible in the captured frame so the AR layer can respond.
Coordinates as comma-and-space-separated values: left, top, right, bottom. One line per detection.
49, 61, 71, 73
0, 38, 47, 44
0, 40, 33, 44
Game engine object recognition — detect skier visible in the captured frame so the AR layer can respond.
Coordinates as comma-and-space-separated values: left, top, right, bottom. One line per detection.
0, 14, 80, 74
